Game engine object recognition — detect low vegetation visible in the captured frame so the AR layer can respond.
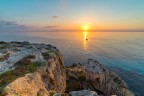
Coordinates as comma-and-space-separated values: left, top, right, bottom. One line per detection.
49, 90, 57, 96
0, 53, 10, 62
66, 68, 86, 93
78, 72, 86, 81
0, 57, 4, 62
42, 52, 50, 60
37, 90, 45, 96
0, 61, 43, 95
0, 45, 11, 49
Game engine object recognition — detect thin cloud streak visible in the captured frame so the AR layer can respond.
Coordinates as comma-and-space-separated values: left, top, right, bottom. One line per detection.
44, 25, 60, 28
52, 16, 59, 19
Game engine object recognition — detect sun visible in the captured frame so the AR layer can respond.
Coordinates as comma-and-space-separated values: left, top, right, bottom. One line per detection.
83, 25, 89, 31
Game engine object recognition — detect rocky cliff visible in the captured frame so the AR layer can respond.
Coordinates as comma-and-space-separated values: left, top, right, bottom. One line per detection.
0, 41, 66, 96
0, 41, 134, 96
85, 59, 134, 96
66, 59, 134, 96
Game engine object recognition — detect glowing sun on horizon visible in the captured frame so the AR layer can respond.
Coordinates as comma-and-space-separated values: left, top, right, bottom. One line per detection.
83, 25, 89, 31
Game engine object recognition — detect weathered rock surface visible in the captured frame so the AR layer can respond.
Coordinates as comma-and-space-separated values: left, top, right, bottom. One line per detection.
85, 59, 134, 96
6, 73, 50, 96
5, 57, 66, 96
65, 59, 134, 96
0, 42, 66, 96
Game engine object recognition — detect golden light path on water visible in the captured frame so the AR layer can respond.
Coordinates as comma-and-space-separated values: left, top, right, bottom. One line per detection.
84, 31, 87, 40
82, 24, 89, 50
83, 31, 88, 50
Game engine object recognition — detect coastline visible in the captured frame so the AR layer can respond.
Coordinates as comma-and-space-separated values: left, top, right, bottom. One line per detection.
0, 41, 134, 96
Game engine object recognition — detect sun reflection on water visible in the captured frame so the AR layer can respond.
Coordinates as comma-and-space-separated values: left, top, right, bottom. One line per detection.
83, 31, 88, 50
84, 31, 87, 40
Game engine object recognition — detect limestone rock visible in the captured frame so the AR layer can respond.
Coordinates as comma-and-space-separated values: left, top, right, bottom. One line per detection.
66, 59, 134, 96
0, 42, 66, 96
5, 73, 49, 96
85, 59, 134, 96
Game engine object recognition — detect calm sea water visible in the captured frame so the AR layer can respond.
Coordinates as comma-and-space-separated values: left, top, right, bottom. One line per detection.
0, 31, 144, 96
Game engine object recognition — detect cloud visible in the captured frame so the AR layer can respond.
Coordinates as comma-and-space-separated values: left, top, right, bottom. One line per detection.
0, 21, 27, 28
0, 21, 32, 32
44, 25, 60, 28
52, 16, 59, 19
0, 21, 62, 32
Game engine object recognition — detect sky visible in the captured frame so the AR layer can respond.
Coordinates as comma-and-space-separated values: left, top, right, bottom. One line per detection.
0, 0, 144, 32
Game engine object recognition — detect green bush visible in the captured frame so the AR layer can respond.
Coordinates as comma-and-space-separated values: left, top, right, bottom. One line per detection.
37, 93, 45, 96
0, 57, 4, 62
0, 86, 7, 96
0, 45, 11, 49
42, 52, 50, 60
49, 90, 57, 96
15, 93, 22, 96
78, 73, 86, 81
0, 62, 42, 95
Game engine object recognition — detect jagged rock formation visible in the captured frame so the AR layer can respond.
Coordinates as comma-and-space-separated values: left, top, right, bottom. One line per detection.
65, 60, 134, 96
5, 57, 66, 96
0, 42, 45, 73
0, 47, 45, 73
85, 59, 134, 96
0, 41, 66, 96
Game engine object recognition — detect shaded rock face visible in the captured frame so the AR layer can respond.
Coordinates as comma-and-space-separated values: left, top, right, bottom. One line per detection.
85, 59, 134, 96
40, 53, 66, 93
65, 65, 86, 92
65, 65, 103, 96
0, 42, 66, 96
65, 60, 134, 96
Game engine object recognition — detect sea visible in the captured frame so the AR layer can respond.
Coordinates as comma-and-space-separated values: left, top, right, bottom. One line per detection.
0, 31, 144, 96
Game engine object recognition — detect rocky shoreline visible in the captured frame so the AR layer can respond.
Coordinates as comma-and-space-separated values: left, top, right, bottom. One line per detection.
0, 41, 134, 96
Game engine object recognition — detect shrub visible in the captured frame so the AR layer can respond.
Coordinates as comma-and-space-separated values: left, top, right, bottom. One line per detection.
49, 90, 57, 96
66, 81, 80, 92
0, 57, 4, 62
37, 92, 45, 96
0, 62, 43, 95
78, 73, 86, 81
0, 45, 10, 49
15, 93, 22, 96
42, 52, 50, 60
0, 86, 7, 96
37, 89, 46, 96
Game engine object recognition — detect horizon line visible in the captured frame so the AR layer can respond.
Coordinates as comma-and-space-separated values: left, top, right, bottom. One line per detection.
30, 29, 144, 32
